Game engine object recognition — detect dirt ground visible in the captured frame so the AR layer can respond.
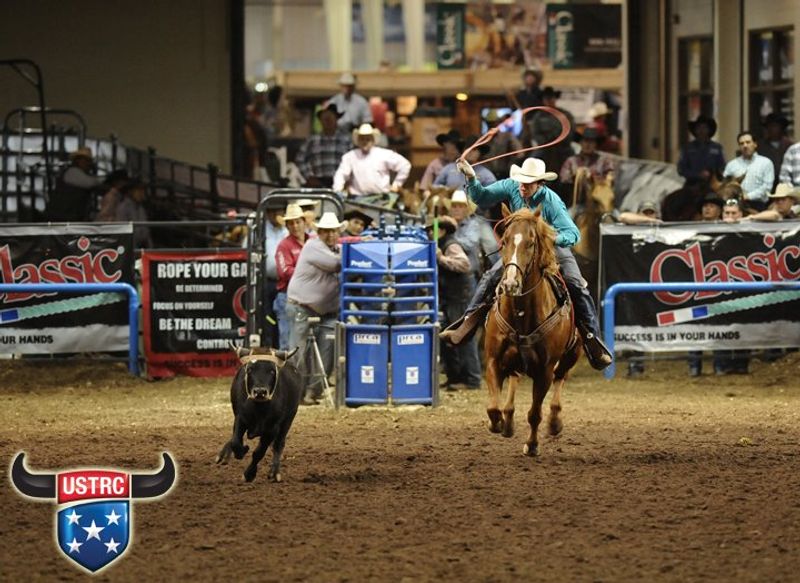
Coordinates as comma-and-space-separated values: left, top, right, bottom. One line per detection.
1, 353, 799, 582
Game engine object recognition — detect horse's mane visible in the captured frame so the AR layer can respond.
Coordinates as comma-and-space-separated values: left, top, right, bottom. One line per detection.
503, 208, 559, 275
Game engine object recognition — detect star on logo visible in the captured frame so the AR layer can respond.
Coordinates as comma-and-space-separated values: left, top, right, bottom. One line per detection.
105, 509, 122, 525
82, 520, 105, 541
66, 538, 83, 554
66, 509, 82, 525
104, 538, 121, 554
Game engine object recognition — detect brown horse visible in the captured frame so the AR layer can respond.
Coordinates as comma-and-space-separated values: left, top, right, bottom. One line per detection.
484, 207, 581, 456
571, 168, 616, 301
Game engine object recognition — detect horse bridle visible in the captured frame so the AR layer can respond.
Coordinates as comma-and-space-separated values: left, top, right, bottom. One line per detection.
500, 226, 546, 298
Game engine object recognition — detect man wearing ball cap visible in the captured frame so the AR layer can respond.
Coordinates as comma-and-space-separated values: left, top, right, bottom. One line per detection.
440, 156, 613, 371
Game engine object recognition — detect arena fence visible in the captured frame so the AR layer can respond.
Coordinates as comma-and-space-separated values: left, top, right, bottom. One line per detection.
0, 282, 140, 375
602, 281, 800, 379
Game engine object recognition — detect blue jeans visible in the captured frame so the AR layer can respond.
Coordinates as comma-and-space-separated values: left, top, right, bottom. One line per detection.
286, 302, 337, 394
273, 292, 289, 350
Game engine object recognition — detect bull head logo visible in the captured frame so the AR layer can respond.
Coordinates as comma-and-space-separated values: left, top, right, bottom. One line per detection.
9, 452, 177, 574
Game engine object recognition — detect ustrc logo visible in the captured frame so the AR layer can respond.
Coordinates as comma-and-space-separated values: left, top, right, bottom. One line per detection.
9, 452, 177, 574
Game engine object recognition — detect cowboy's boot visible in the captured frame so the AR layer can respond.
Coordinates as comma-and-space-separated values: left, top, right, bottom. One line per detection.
439, 303, 492, 346
569, 283, 613, 370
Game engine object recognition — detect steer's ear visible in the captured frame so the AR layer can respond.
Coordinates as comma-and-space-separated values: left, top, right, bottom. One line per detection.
275, 347, 299, 362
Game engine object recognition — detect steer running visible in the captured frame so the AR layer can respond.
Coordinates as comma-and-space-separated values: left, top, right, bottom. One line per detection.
216, 345, 301, 482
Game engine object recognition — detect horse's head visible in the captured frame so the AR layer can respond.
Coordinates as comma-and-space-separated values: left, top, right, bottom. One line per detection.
575, 168, 615, 213
498, 206, 557, 295
717, 177, 744, 203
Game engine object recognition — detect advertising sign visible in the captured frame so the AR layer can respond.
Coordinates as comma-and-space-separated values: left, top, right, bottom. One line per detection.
601, 222, 800, 352
141, 250, 247, 377
0, 225, 134, 354
437, 3, 465, 69
546, 4, 621, 69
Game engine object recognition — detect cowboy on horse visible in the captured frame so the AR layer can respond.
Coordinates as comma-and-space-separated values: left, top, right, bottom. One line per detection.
439, 156, 614, 371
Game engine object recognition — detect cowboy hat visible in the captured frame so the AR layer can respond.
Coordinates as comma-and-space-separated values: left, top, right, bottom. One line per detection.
69, 147, 94, 161
688, 115, 718, 137
443, 190, 477, 214
424, 214, 458, 235
317, 102, 343, 118
278, 203, 305, 223
315, 211, 346, 230
294, 198, 319, 210
435, 129, 463, 148
763, 112, 790, 130
338, 72, 356, 85
767, 183, 800, 200
263, 196, 285, 211
509, 158, 558, 184
699, 192, 724, 209
638, 201, 660, 215
588, 102, 610, 118
352, 123, 380, 144
343, 209, 373, 226
576, 126, 605, 143
541, 86, 561, 99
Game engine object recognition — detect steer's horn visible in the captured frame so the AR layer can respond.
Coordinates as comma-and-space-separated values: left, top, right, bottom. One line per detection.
275, 347, 299, 361
131, 453, 177, 499
231, 343, 251, 359
10, 453, 56, 499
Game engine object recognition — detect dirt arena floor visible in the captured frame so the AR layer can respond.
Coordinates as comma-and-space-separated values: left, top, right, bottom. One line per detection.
1, 353, 799, 582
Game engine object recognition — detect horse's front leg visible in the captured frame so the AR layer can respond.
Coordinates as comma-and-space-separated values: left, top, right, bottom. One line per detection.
548, 378, 565, 437
485, 358, 504, 434
524, 370, 553, 457
501, 375, 519, 438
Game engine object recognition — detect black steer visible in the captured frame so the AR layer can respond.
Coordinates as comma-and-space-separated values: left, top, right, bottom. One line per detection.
216, 346, 301, 482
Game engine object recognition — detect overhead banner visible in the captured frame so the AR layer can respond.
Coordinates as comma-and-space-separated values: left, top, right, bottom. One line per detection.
141, 250, 247, 378
436, 3, 465, 69
546, 4, 622, 69
0, 225, 134, 354
601, 222, 800, 352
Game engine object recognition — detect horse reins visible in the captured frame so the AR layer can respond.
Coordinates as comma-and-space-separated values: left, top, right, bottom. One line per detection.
458, 105, 572, 167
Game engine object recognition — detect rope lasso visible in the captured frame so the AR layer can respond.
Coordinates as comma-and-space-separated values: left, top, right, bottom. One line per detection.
458, 105, 573, 167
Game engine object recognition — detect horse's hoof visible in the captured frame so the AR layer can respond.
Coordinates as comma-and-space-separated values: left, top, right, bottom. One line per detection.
549, 418, 563, 437
243, 467, 257, 482
501, 424, 514, 438
523, 443, 539, 457
488, 419, 504, 434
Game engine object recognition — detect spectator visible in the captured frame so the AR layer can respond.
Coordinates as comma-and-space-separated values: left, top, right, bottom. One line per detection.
722, 198, 745, 222
94, 169, 130, 222
427, 215, 481, 391
420, 130, 462, 190
698, 192, 724, 221
115, 180, 153, 248
46, 147, 102, 222
435, 135, 497, 188
529, 86, 575, 176
274, 204, 310, 350
586, 101, 620, 154
723, 131, 774, 210
295, 103, 352, 188
294, 198, 320, 228
515, 68, 544, 109
343, 209, 372, 237
742, 183, 799, 221
332, 124, 410, 197
328, 72, 373, 133
286, 212, 344, 404
244, 104, 269, 181
677, 115, 726, 186
759, 113, 793, 190
617, 201, 663, 225
779, 138, 800, 187
559, 127, 615, 188
262, 198, 288, 348
444, 190, 482, 276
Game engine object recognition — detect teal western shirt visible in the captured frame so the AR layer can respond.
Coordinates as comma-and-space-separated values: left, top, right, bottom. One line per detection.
465, 177, 580, 248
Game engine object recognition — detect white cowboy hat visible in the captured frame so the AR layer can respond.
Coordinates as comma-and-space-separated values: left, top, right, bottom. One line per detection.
69, 146, 94, 161
767, 183, 800, 200
338, 72, 356, 85
509, 158, 557, 184
293, 198, 319, 209
315, 211, 346, 230
444, 190, 477, 214
352, 123, 380, 144
588, 101, 610, 118
278, 203, 305, 224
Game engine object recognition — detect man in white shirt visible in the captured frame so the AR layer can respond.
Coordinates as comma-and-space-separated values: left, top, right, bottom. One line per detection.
327, 72, 373, 133
333, 124, 411, 197
723, 131, 774, 210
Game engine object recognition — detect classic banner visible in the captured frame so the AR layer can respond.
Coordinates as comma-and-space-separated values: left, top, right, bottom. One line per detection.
0, 224, 134, 354
141, 250, 247, 378
600, 221, 800, 352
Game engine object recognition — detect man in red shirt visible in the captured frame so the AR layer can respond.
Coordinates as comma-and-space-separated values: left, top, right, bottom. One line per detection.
274, 204, 311, 349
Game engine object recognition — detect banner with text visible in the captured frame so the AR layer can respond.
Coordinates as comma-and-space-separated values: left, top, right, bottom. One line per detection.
141, 250, 247, 378
546, 4, 621, 69
600, 221, 800, 352
0, 225, 134, 354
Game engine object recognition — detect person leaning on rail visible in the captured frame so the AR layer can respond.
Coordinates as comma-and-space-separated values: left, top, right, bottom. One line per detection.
740, 183, 800, 221
439, 156, 613, 371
